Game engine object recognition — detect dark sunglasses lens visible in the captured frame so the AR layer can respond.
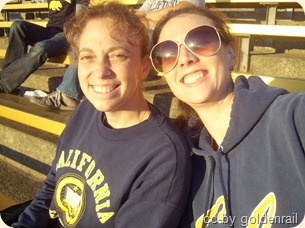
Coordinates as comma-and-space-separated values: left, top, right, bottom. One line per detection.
151, 41, 178, 73
185, 26, 220, 56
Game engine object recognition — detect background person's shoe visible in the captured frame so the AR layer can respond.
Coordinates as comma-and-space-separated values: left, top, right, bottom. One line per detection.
0, 85, 4, 93
30, 90, 80, 110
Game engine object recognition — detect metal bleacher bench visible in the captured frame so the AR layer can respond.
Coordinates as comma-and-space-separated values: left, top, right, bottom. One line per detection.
229, 23, 305, 72
0, 93, 70, 136
1, 0, 300, 24
0, 193, 17, 211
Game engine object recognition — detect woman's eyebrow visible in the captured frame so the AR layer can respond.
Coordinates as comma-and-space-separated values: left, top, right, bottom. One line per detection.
107, 45, 131, 54
79, 47, 94, 53
79, 46, 131, 54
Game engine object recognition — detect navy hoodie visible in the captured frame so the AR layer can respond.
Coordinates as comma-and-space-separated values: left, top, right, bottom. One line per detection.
182, 76, 305, 227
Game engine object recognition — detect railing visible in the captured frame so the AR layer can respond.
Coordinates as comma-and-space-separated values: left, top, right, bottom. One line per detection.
1, 0, 301, 24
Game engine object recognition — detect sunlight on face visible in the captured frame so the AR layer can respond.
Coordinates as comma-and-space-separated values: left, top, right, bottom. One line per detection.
159, 14, 235, 107
77, 17, 149, 112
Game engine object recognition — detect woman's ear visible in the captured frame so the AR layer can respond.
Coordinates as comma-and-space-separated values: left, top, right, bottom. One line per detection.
227, 44, 237, 70
141, 54, 152, 80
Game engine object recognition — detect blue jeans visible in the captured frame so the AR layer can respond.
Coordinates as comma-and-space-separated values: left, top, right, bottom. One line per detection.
57, 65, 83, 100
0, 21, 68, 92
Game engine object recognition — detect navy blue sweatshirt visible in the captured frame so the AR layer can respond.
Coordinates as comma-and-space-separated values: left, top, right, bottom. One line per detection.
182, 76, 305, 227
14, 101, 191, 227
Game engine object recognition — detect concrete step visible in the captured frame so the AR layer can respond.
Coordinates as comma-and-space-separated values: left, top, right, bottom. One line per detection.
250, 51, 305, 79
20, 64, 66, 93
0, 117, 58, 203
0, 58, 66, 94
0, 156, 44, 203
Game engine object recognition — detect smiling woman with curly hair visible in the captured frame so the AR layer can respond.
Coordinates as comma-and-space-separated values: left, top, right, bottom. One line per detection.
12, 3, 191, 227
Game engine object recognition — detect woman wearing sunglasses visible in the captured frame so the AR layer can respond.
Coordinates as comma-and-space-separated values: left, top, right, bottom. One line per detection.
151, 7, 305, 228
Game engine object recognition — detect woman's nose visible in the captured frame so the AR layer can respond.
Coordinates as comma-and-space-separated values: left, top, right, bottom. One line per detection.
93, 60, 112, 79
177, 44, 199, 69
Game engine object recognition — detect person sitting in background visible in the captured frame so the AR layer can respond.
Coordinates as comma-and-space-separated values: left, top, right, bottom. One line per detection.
150, 7, 305, 227
12, 3, 191, 227
0, 0, 86, 94
30, 0, 204, 110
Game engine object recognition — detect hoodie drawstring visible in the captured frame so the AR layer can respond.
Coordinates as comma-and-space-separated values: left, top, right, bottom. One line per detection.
217, 147, 234, 227
203, 155, 215, 227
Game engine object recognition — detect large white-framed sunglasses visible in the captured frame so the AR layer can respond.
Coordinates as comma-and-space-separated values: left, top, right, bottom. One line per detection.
150, 25, 222, 74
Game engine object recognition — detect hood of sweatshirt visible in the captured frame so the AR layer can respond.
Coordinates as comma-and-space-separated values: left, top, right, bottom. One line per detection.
193, 75, 288, 155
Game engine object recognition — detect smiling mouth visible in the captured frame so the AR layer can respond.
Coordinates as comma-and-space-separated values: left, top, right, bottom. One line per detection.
183, 71, 207, 84
92, 85, 119, 94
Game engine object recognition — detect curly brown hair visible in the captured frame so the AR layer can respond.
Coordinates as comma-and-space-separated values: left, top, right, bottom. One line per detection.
64, 1, 149, 65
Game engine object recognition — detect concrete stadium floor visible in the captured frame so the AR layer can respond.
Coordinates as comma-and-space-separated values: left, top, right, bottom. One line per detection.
0, 158, 42, 203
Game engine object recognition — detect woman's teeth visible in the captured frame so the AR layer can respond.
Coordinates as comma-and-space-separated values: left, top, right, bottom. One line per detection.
93, 85, 117, 94
183, 72, 204, 84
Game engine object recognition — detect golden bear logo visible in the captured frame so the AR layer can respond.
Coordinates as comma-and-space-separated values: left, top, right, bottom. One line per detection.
49, 0, 63, 11
53, 174, 86, 227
